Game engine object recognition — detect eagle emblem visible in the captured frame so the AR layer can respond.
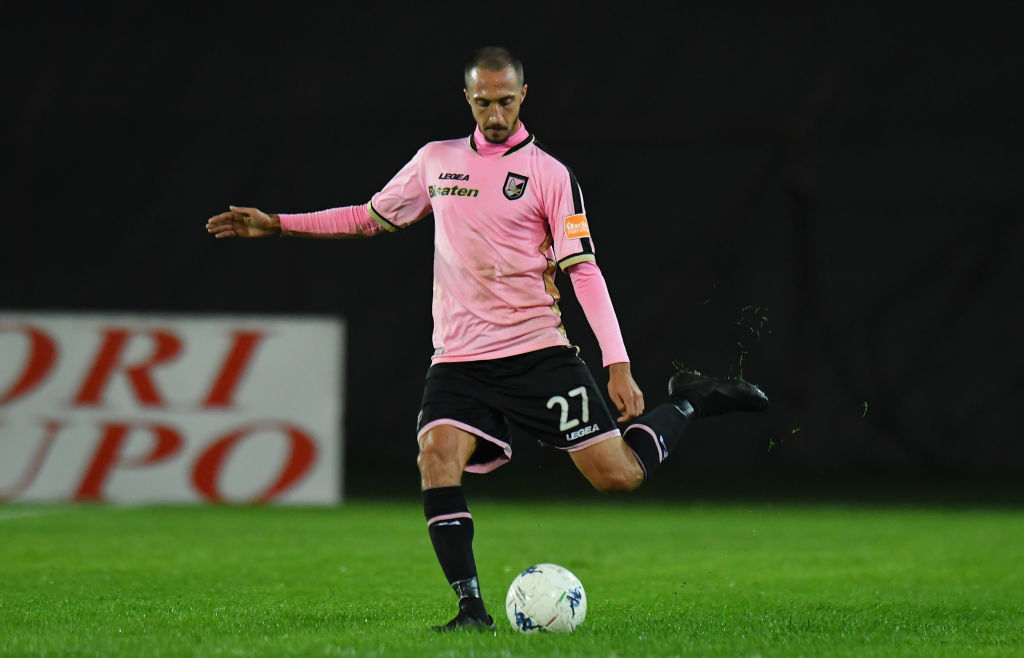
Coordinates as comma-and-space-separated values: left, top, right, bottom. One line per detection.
502, 172, 529, 200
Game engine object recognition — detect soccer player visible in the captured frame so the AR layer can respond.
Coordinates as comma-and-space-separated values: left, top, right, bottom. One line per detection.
206, 46, 769, 632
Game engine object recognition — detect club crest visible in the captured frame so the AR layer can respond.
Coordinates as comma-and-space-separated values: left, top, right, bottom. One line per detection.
503, 172, 529, 200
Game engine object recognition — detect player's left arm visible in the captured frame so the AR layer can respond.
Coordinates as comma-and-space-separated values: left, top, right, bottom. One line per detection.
567, 261, 645, 422
541, 164, 644, 421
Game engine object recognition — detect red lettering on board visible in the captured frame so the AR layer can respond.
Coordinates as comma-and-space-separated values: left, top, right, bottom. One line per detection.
0, 325, 57, 405
74, 423, 184, 500
202, 331, 265, 408
73, 329, 182, 407
192, 423, 316, 503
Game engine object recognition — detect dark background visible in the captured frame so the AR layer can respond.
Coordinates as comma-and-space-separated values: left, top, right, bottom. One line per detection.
4, 3, 1022, 502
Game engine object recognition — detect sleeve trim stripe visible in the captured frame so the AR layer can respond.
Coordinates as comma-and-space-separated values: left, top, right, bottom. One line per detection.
558, 253, 596, 271
367, 202, 399, 232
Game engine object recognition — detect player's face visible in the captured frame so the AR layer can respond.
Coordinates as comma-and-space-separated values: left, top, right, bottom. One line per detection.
464, 66, 527, 144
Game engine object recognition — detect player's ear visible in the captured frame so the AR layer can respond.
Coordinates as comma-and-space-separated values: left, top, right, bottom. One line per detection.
521, 84, 528, 101
464, 88, 471, 104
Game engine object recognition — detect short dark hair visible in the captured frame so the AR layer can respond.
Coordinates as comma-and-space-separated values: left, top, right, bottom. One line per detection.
464, 46, 524, 88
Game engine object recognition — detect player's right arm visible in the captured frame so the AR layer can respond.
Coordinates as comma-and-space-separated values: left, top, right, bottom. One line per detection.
206, 204, 385, 239
206, 205, 281, 238
208, 145, 433, 240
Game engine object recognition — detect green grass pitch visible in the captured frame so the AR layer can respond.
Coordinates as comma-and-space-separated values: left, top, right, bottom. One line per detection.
1, 500, 1022, 657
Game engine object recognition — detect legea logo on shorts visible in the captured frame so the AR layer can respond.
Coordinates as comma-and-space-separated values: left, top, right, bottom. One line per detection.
566, 423, 600, 441
563, 214, 591, 240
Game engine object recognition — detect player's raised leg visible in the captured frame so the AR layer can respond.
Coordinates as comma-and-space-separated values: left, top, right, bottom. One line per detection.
417, 424, 495, 632
574, 366, 770, 487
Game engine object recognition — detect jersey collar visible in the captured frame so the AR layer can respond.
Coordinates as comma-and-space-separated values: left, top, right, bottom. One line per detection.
469, 122, 534, 158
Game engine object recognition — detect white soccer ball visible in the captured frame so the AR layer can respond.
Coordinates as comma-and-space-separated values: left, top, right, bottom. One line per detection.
505, 563, 587, 633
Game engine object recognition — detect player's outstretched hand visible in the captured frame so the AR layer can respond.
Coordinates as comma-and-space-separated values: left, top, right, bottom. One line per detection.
607, 362, 644, 423
206, 205, 280, 238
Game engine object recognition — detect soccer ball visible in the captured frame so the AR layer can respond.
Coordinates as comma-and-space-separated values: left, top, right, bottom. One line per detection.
505, 563, 587, 633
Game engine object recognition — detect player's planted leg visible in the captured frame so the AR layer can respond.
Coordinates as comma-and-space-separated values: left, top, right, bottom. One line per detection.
418, 426, 494, 632
423, 486, 495, 632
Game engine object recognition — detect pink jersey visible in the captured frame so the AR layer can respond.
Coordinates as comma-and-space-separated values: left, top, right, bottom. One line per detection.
367, 123, 608, 364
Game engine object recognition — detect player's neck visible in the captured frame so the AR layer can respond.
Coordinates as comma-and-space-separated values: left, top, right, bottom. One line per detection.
471, 122, 529, 157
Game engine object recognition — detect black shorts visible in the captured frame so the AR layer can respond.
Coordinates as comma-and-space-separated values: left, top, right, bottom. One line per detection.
416, 346, 621, 473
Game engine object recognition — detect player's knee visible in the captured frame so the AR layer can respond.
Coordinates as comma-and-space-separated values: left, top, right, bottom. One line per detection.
416, 439, 445, 476
416, 434, 460, 478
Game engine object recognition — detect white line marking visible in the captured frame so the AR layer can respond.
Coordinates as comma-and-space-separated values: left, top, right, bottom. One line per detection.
0, 508, 66, 522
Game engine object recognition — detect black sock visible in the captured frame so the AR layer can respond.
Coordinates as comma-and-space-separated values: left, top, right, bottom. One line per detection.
423, 485, 481, 605
623, 401, 692, 479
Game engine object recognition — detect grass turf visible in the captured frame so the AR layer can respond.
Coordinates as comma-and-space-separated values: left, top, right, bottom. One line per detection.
0, 501, 1021, 657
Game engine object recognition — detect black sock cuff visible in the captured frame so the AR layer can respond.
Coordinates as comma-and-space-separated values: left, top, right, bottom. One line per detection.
423, 485, 470, 524
623, 402, 690, 479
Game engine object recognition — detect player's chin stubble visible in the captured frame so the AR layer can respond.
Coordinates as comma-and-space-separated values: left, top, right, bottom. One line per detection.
484, 126, 508, 143
481, 117, 516, 145
483, 112, 518, 143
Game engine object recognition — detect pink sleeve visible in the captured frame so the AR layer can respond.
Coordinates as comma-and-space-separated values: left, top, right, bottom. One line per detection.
369, 146, 433, 229
567, 260, 630, 366
278, 204, 383, 238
